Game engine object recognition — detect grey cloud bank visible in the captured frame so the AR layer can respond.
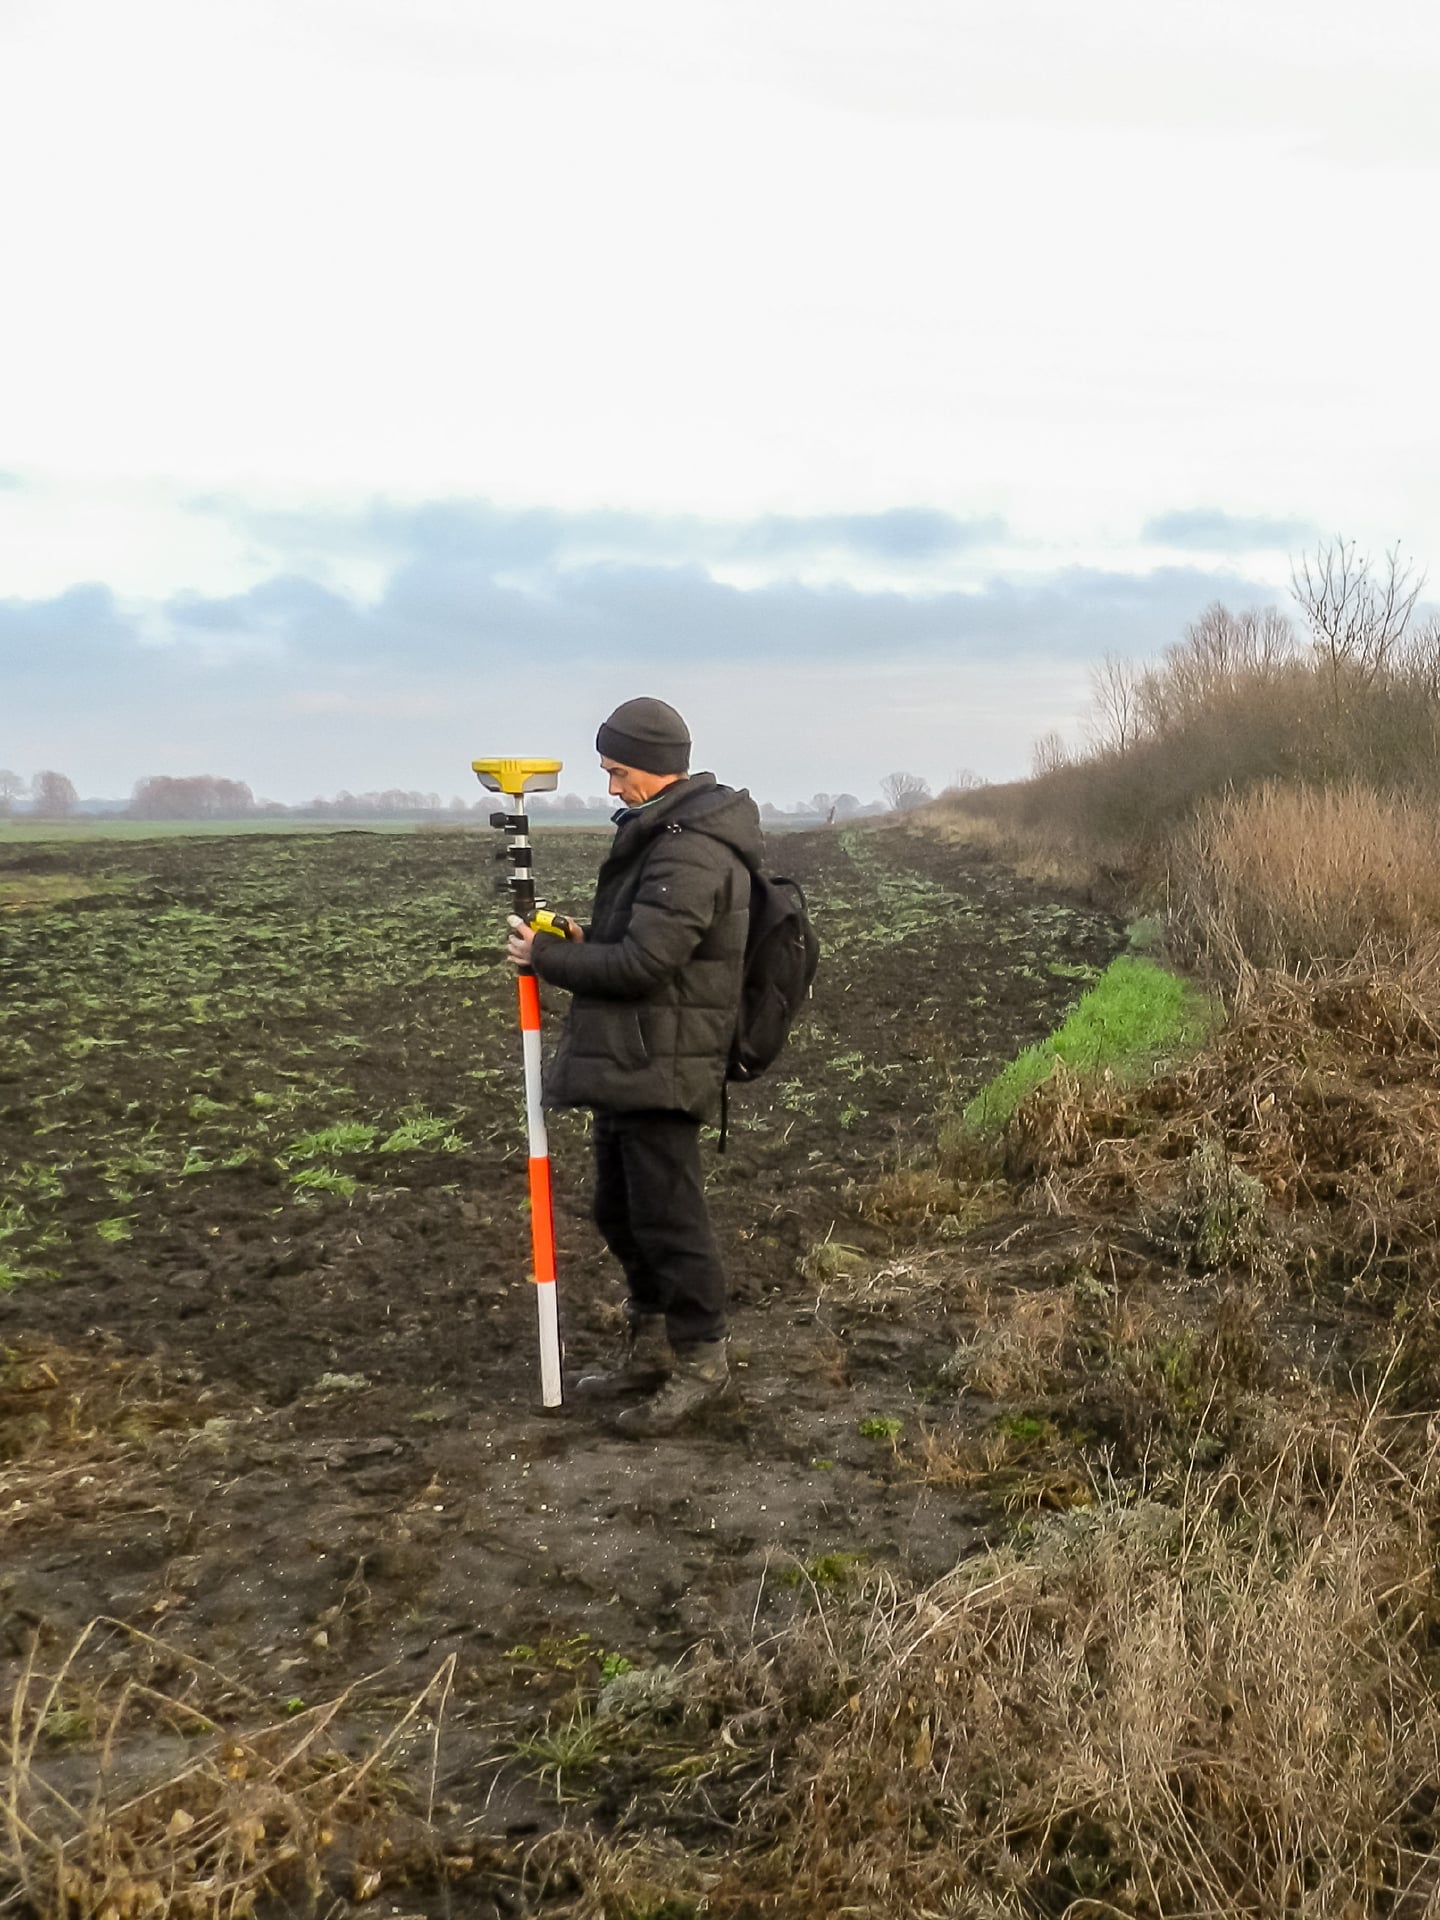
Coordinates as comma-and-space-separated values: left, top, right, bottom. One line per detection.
2, 497, 1280, 804
152, 559, 1260, 675
1141, 508, 1318, 552
198, 496, 1011, 577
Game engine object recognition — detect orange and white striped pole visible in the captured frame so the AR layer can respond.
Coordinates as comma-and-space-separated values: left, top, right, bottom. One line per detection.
474, 757, 564, 1408
516, 963, 561, 1406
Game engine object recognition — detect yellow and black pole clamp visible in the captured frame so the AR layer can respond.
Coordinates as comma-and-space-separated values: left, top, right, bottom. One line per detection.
531, 909, 580, 940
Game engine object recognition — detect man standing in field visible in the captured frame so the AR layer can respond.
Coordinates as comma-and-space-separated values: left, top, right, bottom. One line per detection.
505, 697, 762, 1438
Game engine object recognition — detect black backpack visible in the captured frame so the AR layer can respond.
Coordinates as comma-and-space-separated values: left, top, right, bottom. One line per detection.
728, 871, 820, 1082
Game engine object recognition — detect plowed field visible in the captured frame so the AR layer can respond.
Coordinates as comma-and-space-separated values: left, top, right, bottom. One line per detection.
0, 821, 1121, 1913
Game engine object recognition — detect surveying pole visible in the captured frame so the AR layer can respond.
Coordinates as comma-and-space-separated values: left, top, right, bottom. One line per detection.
474, 756, 565, 1408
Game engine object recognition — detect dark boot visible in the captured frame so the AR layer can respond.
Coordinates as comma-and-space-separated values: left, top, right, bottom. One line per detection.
574, 1314, 672, 1400
615, 1340, 731, 1438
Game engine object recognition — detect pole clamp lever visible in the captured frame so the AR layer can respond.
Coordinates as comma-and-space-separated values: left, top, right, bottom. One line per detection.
531, 910, 579, 940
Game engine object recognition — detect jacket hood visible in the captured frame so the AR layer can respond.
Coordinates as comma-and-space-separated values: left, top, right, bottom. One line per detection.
616, 772, 765, 871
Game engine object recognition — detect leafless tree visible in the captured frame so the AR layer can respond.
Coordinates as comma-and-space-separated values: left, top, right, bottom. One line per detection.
1196, 603, 1294, 678
0, 769, 24, 817
1292, 537, 1424, 701
130, 775, 255, 819
300, 788, 449, 818
1135, 604, 1299, 737
1088, 655, 1144, 752
1030, 730, 1070, 777
880, 771, 932, 813
31, 770, 78, 817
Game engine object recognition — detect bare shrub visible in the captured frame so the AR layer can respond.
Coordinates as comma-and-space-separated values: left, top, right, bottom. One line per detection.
1177, 780, 1440, 973
1137, 602, 1301, 739
940, 562, 1440, 894
1399, 611, 1440, 701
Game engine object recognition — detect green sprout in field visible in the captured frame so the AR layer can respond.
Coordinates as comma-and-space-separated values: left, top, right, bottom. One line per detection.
378, 1111, 464, 1153
289, 1167, 358, 1197
782, 1550, 869, 1589
513, 1710, 606, 1793
287, 1122, 377, 1158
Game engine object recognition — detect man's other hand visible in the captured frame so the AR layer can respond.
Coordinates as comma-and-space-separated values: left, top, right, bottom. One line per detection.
506, 915, 536, 967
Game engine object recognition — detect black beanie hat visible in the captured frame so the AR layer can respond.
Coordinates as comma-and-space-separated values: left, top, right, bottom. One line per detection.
595, 697, 691, 776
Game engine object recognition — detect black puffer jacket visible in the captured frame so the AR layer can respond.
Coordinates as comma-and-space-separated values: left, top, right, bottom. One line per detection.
531, 774, 764, 1118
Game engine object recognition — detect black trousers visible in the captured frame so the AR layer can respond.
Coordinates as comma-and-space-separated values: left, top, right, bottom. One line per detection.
591, 1109, 727, 1347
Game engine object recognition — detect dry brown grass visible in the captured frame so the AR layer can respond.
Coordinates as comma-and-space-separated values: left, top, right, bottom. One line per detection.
2, 1620, 462, 1919
913, 1415, 1092, 1514
693, 1400, 1440, 1917
923, 802, 1102, 893
1178, 780, 1440, 974
0, 1341, 208, 1469
942, 1284, 1076, 1398
856, 1164, 1004, 1238
0, 1343, 238, 1568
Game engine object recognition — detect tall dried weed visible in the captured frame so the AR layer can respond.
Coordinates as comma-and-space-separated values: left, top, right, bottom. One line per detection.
1178, 780, 1440, 974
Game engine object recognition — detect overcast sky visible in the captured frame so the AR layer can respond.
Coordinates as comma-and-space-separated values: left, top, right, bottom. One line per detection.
3, 0, 1437, 804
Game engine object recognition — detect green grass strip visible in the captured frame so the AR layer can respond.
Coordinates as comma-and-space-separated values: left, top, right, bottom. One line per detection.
963, 956, 1215, 1134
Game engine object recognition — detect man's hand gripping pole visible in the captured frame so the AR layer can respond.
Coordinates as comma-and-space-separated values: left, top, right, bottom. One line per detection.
474, 757, 565, 1408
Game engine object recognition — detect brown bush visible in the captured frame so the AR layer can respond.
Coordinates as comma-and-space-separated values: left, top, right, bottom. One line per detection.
996, 951, 1440, 1313
937, 574, 1440, 902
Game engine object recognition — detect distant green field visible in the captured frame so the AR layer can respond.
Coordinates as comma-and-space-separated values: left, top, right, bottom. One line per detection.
0, 817, 613, 843
0, 819, 453, 843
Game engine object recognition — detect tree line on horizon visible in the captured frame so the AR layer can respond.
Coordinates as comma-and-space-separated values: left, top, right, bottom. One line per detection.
0, 770, 919, 822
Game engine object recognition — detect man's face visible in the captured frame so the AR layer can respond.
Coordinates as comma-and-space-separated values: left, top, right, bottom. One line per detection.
600, 757, 679, 808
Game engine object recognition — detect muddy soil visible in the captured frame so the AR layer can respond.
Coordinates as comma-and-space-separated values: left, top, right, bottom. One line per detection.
0, 821, 1123, 1912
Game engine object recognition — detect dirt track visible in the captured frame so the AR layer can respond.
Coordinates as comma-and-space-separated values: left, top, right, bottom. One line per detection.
0, 822, 1122, 1910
